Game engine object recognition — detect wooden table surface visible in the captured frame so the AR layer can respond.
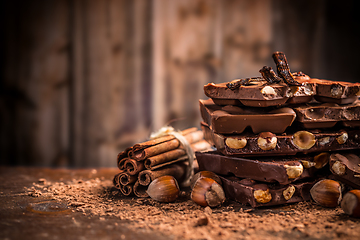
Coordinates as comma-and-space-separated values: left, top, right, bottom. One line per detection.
2, 167, 360, 240
0, 167, 168, 240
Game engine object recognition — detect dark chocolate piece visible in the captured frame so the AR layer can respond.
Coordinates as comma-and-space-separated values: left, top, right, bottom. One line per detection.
294, 100, 360, 128
201, 121, 360, 157
196, 150, 321, 185
312, 78, 360, 104
272, 51, 301, 86
329, 153, 360, 188
220, 176, 314, 207
199, 99, 296, 134
259, 66, 282, 84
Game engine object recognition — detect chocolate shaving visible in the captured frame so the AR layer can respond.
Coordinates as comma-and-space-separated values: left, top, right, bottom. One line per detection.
259, 66, 282, 84
272, 52, 301, 86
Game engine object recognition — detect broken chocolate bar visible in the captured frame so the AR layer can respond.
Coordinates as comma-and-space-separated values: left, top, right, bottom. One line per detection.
294, 100, 360, 129
204, 79, 290, 107
204, 75, 316, 107
220, 176, 314, 208
199, 99, 296, 134
329, 153, 360, 188
312, 78, 360, 104
201, 121, 360, 157
196, 150, 326, 185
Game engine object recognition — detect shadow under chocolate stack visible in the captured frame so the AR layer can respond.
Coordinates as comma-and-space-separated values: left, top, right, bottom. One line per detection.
198, 51, 360, 207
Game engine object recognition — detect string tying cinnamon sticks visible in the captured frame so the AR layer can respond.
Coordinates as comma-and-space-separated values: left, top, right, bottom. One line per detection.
113, 126, 213, 197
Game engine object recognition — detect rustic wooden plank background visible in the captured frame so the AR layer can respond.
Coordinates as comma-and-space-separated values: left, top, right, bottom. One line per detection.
1, 0, 359, 167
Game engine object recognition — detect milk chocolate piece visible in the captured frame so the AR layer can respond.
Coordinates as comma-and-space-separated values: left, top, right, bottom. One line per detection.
201, 121, 360, 157
196, 151, 320, 185
204, 80, 290, 107
294, 100, 360, 128
312, 78, 360, 104
220, 176, 314, 207
199, 99, 296, 134
329, 153, 360, 188
204, 75, 316, 107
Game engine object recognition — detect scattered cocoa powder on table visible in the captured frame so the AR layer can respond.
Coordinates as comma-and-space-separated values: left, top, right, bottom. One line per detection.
25, 175, 360, 240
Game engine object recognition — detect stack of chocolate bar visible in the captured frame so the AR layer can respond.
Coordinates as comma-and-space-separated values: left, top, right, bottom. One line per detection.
196, 52, 360, 207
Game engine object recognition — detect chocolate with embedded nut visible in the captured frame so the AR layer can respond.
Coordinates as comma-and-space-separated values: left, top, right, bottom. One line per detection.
312, 78, 360, 104
294, 99, 360, 128
204, 75, 316, 107
199, 99, 296, 134
219, 176, 315, 208
196, 151, 322, 185
201, 121, 360, 157
329, 153, 360, 188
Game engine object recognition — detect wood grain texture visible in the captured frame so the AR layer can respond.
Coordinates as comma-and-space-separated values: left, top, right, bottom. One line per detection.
1, 0, 359, 167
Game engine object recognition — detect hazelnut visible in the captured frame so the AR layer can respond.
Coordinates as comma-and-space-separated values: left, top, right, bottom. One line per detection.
254, 189, 272, 203
310, 179, 342, 208
191, 177, 225, 207
257, 132, 277, 150
283, 185, 296, 200
336, 132, 348, 144
225, 137, 247, 149
146, 175, 180, 202
261, 86, 276, 96
300, 160, 316, 169
284, 164, 303, 179
330, 83, 344, 98
331, 160, 346, 176
341, 190, 360, 218
190, 171, 222, 189
318, 137, 330, 146
292, 131, 316, 150
313, 152, 330, 169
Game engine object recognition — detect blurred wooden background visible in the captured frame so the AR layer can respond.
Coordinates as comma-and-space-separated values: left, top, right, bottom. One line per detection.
1, 0, 359, 167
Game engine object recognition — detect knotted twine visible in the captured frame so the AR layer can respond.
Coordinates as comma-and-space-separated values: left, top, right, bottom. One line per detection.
150, 126, 194, 187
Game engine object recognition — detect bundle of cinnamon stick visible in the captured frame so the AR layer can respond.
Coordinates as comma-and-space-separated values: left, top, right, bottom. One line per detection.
113, 127, 213, 197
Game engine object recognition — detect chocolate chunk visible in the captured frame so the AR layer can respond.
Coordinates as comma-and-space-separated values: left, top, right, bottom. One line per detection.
329, 153, 360, 188
220, 176, 314, 207
294, 100, 360, 129
204, 80, 290, 107
201, 121, 360, 157
196, 151, 320, 185
204, 76, 316, 108
259, 66, 283, 84
199, 99, 296, 134
312, 78, 360, 104
272, 51, 301, 86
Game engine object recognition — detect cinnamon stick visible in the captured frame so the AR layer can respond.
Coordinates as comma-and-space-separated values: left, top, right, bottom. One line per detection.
119, 184, 133, 196
119, 172, 138, 185
138, 163, 187, 186
125, 158, 145, 175
133, 180, 149, 198
130, 127, 198, 153
131, 130, 204, 161
144, 140, 212, 170
113, 172, 123, 188
117, 158, 129, 171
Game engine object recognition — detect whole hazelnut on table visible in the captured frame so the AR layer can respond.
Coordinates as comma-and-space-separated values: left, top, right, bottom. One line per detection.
146, 175, 180, 202
310, 179, 342, 208
191, 177, 225, 207
341, 190, 360, 218
190, 171, 222, 189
